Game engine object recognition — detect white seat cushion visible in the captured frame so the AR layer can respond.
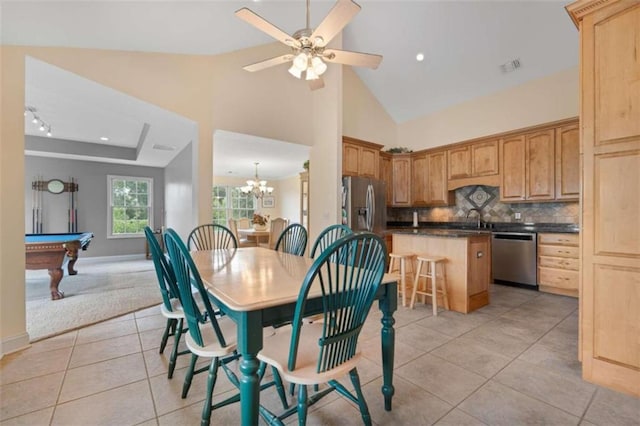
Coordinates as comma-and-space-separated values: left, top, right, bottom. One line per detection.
185, 315, 238, 358
159, 299, 184, 319
258, 323, 361, 385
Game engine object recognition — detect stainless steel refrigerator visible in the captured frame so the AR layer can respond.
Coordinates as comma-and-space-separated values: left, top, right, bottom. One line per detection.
342, 176, 387, 232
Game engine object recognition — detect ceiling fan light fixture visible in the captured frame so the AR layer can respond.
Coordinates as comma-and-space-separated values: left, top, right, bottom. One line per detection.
293, 52, 308, 70
311, 56, 327, 75
305, 67, 319, 80
288, 64, 303, 79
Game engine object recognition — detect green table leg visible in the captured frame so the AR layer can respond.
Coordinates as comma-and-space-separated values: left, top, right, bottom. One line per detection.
237, 311, 263, 426
380, 282, 397, 411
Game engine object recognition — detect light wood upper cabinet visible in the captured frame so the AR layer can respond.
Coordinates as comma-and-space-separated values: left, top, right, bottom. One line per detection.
500, 130, 556, 202
359, 146, 379, 178
342, 137, 382, 179
426, 150, 454, 206
391, 154, 411, 206
342, 142, 360, 177
500, 135, 526, 201
380, 152, 393, 206
555, 124, 580, 200
525, 129, 556, 201
471, 140, 499, 176
448, 140, 499, 181
566, 0, 640, 397
411, 154, 428, 206
447, 146, 472, 180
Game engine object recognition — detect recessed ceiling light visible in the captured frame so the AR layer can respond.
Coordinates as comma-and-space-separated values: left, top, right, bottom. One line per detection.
100, 136, 109, 141
416, 53, 425, 62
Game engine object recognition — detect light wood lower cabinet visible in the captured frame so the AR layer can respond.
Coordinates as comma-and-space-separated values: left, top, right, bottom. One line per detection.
538, 233, 579, 297
392, 233, 490, 313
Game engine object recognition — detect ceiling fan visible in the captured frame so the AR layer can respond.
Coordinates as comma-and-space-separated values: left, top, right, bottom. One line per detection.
235, 0, 382, 91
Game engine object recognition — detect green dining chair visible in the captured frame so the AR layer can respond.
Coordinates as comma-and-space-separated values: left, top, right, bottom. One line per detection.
288, 223, 354, 394
164, 228, 289, 426
274, 223, 308, 256
143, 226, 190, 379
310, 224, 353, 258
187, 224, 238, 250
257, 233, 387, 426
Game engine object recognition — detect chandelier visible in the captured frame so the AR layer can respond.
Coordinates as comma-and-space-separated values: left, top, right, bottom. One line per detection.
240, 162, 274, 199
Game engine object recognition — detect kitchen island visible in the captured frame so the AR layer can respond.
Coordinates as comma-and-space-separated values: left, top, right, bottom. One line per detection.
391, 229, 491, 313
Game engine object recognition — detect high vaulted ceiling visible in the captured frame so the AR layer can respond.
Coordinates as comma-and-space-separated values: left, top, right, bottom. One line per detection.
2, 0, 578, 177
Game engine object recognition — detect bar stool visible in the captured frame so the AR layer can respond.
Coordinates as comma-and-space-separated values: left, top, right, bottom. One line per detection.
412, 255, 449, 315
388, 253, 416, 307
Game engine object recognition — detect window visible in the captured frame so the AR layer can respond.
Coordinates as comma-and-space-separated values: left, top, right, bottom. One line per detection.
108, 175, 153, 238
212, 185, 256, 225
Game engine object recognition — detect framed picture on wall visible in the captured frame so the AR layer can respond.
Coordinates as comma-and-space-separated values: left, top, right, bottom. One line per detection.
262, 196, 275, 208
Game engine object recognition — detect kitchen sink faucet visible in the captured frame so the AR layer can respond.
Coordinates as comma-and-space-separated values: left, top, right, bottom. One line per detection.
466, 208, 483, 229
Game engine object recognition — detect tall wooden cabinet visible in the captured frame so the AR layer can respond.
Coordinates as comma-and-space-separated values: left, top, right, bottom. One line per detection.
425, 150, 453, 206
391, 154, 412, 206
525, 129, 556, 201
555, 124, 580, 200
567, 0, 640, 397
299, 171, 309, 229
380, 152, 393, 206
499, 135, 527, 201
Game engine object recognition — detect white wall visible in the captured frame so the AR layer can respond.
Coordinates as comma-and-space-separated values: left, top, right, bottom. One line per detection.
213, 174, 302, 223
164, 143, 194, 241
24, 155, 164, 257
343, 67, 397, 148
398, 67, 579, 150
276, 174, 301, 224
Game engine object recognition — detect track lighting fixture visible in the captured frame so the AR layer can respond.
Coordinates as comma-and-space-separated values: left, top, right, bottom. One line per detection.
25, 106, 53, 137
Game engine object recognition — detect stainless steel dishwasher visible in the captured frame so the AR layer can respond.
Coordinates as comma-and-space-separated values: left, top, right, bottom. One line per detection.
491, 232, 538, 288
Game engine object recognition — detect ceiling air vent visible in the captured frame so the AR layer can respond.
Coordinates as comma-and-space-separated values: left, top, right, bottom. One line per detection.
152, 144, 176, 151
499, 58, 521, 73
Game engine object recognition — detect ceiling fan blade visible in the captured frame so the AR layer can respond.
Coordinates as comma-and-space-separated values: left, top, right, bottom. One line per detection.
310, 0, 361, 47
323, 49, 383, 69
235, 8, 301, 48
243, 54, 294, 73
308, 77, 325, 91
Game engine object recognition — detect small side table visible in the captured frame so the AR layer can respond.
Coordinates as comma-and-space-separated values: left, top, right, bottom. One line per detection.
145, 230, 164, 260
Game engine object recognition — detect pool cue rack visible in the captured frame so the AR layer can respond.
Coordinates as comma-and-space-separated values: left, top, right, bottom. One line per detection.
31, 177, 79, 234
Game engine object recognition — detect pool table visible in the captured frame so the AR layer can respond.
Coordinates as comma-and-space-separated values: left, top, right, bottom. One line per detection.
25, 232, 94, 300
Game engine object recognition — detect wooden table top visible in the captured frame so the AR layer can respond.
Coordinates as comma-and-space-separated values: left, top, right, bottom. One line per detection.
192, 247, 396, 312
237, 228, 270, 237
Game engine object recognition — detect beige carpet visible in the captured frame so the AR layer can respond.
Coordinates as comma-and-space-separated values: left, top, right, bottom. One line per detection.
26, 256, 161, 342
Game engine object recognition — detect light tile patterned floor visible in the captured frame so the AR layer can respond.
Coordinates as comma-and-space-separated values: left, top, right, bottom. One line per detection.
2, 284, 639, 425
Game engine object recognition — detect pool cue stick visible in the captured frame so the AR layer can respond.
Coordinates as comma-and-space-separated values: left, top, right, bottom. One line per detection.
68, 176, 72, 232
75, 178, 78, 232
39, 175, 43, 233
32, 179, 36, 233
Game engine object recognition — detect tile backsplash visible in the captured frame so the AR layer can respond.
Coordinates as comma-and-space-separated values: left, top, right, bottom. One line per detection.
387, 185, 578, 224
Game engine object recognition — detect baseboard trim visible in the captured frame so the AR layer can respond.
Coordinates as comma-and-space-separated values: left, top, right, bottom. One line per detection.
84, 254, 147, 263
0, 332, 31, 358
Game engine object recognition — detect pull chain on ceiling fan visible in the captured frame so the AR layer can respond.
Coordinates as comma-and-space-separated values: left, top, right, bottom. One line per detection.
235, 0, 382, 91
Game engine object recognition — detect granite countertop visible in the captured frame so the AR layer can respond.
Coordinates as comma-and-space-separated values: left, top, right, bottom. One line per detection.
387, 228, 492, 238
386, 221, 579, 234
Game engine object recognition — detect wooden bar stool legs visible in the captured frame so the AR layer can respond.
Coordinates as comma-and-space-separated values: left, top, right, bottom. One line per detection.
412, 256, 449, 315
388, 253, 416, 307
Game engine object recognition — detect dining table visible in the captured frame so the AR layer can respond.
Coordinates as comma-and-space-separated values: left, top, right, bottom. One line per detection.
237, 228, 270, 244
192, 246, 398, 426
